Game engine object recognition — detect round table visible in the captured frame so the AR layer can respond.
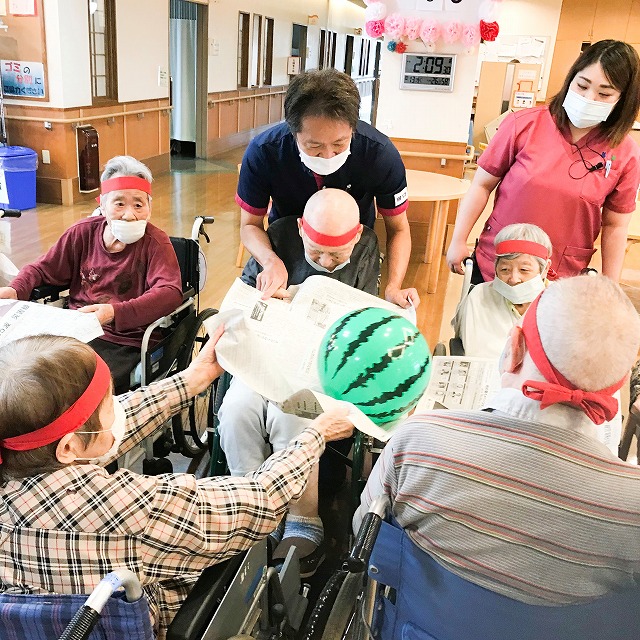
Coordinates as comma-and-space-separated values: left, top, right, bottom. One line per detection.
406, 169, 471, 294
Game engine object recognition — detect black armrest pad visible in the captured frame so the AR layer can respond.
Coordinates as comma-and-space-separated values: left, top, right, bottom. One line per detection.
166, 552, 246, 640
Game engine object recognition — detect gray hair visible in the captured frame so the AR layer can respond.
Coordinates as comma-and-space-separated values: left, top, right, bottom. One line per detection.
537, 275, 640, 391
100, 155, 153, 183
494, 223, 552, 272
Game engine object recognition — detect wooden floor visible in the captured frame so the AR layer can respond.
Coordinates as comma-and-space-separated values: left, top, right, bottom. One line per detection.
11, 150, 640, 354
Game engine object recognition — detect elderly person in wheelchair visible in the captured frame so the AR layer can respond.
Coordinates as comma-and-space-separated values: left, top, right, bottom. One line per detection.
452, 222, 552, 359
0, 155, 183, 394
0, 329, 353, 640
351, 275, 640, 639
218, 188, 380, 578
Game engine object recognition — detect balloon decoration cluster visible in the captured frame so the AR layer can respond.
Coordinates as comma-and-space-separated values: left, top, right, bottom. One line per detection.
364, 0, 503, 55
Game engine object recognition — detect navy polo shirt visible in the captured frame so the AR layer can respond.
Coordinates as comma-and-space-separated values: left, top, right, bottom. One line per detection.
235, 120, 409, 229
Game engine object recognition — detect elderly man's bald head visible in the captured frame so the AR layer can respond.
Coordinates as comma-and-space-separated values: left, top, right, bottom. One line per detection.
537, 275, 640, 391
303, 189, 360, 237
298, 189, 363, 272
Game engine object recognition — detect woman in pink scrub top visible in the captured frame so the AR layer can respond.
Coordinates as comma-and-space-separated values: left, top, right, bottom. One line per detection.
447, 40, 640, 283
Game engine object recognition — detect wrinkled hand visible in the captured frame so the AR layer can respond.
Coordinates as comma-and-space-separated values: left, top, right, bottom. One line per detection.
310, 407, 354, 442
78, 303, 115, 325
446, 240, 471, 275
385, 286, 420, 309
256, 256, 288, 300
183, 324, 225, 397
0, 286, 17, 299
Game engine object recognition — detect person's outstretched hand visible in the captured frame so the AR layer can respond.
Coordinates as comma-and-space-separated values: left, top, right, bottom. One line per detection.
256, 255, 289, 300
183, 324, 225, 397
446, 240, 471, 275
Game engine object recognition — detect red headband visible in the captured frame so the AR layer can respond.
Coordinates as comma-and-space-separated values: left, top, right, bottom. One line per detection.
101, 176, 152, 196
495, 240, 549, 261
0, 354, 112, 462
301, 218, 361, 247
520, 294, 623, 425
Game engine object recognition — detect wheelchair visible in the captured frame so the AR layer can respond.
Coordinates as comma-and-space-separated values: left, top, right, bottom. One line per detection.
30, 216, 217, 471
303, 495, 640, 640
0, 540, 309, 640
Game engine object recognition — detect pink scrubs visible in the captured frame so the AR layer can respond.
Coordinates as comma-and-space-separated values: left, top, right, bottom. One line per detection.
476, 106, 640, 280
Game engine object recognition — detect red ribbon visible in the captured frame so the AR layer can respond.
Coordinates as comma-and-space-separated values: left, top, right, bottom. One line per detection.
520, 295, 623, 425
0, 355, 112, 462
101, 176, 152, 196
495, 240, 549, 261
301, 218, 361, 247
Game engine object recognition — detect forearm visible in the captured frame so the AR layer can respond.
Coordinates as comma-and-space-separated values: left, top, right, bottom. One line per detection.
109, 374, 190, 460
385, 223, 412, 291
601, 222, 629, 281
450, 182, 493, 244
240, 221, 278, 268
112, 285, 183, 331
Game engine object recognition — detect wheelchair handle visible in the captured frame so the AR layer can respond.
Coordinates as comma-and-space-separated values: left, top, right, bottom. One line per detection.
347, 495, 390, 573
58, 570, 142, 640
0, 208, 21, 218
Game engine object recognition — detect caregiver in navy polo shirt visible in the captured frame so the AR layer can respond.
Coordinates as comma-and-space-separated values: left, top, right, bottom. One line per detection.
236, 68, 419, 309
446, 40, 640, 284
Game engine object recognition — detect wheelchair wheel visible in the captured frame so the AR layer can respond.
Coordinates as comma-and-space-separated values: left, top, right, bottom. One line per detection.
302, 570, 364, 640
172, 308, 218, 458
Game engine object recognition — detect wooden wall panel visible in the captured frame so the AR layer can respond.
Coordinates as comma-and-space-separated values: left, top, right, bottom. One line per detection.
91, 118, 126, 171
255, 95, 269, 128
208, 104, 220, 139
125, 112, 160, 161
219, 101, 239, 138
159, 111, 171, 156
547, 40, 582, 100
628, 0, 640, 41
555, 0, 597, 41
238, 94, 255, 132
592, 0, 632, 42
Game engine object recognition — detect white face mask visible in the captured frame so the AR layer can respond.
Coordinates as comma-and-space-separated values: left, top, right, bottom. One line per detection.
492, 274, 545, 305
75, 398, 126, 465
304, 251, 350, 273
299, 146, 351, 175
109, 219, 147, 244
562, 88, 617, 130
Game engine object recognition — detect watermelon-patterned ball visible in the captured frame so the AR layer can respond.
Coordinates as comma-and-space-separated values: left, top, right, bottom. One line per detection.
318, 308, 431, 425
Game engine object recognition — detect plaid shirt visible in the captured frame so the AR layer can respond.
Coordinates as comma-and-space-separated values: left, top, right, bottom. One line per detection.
0, 374, 324, 638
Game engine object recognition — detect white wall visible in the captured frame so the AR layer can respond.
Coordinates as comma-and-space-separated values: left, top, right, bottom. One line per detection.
375, 0, 563, 143
207, 0, 366, 92
493, 0, 563, 100
116, 0, 170, 102
375, 0, 480, 143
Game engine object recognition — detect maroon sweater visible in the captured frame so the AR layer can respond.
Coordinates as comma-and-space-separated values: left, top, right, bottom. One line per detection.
11, 217, 183, 347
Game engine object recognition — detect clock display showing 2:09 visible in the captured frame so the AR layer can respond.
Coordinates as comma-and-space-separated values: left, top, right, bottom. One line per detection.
404, 55, 453, 75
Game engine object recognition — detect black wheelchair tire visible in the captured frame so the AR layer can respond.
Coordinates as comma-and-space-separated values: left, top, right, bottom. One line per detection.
172, 308, 218, 458
322, 572, 364, 640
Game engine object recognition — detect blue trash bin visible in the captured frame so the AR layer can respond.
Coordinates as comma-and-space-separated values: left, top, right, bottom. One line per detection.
0, 146, 38, 210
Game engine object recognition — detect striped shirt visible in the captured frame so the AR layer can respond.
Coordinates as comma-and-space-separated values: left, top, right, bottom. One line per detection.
356, 388, 640, 604
0, 374, 324, 639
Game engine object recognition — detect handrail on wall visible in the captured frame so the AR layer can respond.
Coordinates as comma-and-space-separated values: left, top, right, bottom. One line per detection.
208, 90, 287, 107
400, 145, 475, 163
4, 105, 172, 126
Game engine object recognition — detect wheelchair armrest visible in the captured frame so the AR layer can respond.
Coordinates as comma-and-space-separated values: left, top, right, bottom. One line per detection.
166, 553, 246, 640
30, 283, 69, 302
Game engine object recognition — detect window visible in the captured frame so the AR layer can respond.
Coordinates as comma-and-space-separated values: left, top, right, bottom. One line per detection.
263, 18, 274, 85
344, 34, 354, 75
359, 39, 371, 76
319, 29, 337, 70
88, 0, 117, 102
238, 12, 250, 87
291, 23, 307, 72
251, 14, 262, 87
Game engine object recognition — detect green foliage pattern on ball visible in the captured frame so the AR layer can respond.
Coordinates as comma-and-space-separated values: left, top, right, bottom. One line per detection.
318, 308, 432, 424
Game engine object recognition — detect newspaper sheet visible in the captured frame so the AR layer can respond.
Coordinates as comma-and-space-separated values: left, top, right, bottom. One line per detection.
204, 276, 417, 441
0, 299, 104, 347
415, 356, 502, 412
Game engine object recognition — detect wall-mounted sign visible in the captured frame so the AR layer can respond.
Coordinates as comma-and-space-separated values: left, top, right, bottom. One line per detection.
400, 53, 457, 92
1, 59, 45, 97
287, 56, 301, 75
9, 0, 36, 16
